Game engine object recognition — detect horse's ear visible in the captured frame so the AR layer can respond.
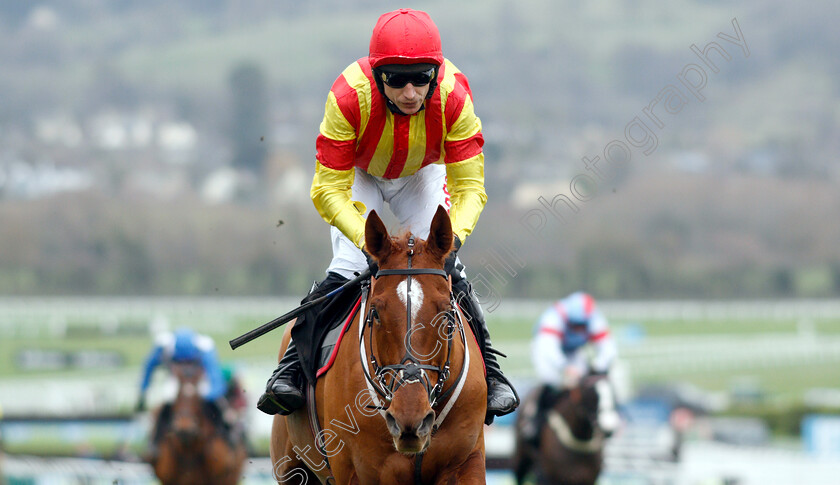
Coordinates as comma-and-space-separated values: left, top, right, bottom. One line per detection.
426, 205, 454, 260
365, 210, 391, 261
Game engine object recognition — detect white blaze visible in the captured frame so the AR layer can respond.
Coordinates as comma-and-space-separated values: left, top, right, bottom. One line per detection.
596, 379, 620, 433
396, 279, 424, 323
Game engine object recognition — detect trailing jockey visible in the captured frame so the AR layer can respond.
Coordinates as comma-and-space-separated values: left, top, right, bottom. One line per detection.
136, 328, 236, 457
523, 292, 621, 442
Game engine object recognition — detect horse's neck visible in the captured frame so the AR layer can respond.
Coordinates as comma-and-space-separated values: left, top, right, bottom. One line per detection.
442, 312, 471, 394
558, 397, 596, 440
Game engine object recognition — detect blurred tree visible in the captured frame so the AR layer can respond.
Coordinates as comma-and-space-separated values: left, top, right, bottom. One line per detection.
831, 262, 840, 296
98, 230, 154, 294
228, 61, 269, 175
86, 62, 140, 110
771, 267, 794, 296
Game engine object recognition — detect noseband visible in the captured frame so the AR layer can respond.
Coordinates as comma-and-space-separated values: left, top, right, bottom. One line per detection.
359, 236, 469, 420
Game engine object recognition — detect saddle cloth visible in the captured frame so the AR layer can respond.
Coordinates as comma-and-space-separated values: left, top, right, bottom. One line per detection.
315, 296, 362, 378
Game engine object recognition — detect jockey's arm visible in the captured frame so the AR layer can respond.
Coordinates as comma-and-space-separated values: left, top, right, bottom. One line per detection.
590, 335, 617, 374
195, 335, 226, 402
444, 92, 486, 242
310, 90, 367, 249
311, 164, 366, 249
589, 311, 617, 373
139, 343, 165, 396
532, 308, 567, 388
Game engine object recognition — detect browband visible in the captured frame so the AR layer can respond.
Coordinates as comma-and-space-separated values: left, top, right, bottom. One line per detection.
375, 268, 448, 279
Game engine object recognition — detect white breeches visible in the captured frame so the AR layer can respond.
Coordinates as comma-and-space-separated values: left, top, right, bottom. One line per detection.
326, 163, 460, 279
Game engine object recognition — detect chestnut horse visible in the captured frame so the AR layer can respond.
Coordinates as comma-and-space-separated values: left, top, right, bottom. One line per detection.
153, 361, 248, 485
271, 206, 488, 484
512, 375, 618, 485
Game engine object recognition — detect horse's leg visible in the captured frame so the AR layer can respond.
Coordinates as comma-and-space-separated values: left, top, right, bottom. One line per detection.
512, 444, 534, 485
233, 440, 250, 483
204, 434, 246, 485
267, 322, 321, 484
271, 414, 321, 484
435, 449, 486, 485
152, 440, 177, 485
194, 405, 244, 485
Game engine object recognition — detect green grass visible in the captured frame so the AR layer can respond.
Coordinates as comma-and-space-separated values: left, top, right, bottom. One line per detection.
4, 314, 840, 373
2, 438, 145, 459
3, 307, 840, 454
2, 428, 271, 459
634, 359, 840, 403
619, 318, 840, 337
485, 315, 840, 405
3, 307, 840, 411
487, 315, 840, 339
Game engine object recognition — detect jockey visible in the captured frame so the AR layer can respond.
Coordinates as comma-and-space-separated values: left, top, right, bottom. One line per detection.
136, 328, 234, 453
257, 8, 519, 422
524, 292, 620, 440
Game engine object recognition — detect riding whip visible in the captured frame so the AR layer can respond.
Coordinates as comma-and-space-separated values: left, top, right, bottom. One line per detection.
228, 269, 371, 350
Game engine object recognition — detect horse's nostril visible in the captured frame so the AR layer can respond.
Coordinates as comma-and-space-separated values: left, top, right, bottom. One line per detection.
418, 410, 436, 436
384, 411, 400, 437
175, 428, 197, 444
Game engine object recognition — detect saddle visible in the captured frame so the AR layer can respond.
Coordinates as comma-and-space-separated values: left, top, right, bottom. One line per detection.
291, 275, 363, 385
315, 296, 362, 378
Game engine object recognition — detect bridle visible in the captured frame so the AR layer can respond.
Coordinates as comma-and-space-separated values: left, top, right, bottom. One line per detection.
547, 376, 607, 454
567, 376, 602, 425
358, 236, 470, 427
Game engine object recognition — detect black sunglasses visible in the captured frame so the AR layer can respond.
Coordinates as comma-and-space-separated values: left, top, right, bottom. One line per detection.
379, 68, 435, 88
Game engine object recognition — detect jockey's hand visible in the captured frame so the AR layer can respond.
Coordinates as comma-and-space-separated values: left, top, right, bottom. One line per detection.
135, 396, 146, 413
362, 248, 379, 276
563, 366, 583, 388
444, 235, 462, 276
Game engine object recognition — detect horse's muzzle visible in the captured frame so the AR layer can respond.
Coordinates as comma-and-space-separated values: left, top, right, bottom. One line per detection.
174, 427, 200, 446
384, 409, 435, 454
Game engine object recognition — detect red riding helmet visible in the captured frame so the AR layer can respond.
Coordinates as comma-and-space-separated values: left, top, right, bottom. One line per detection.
369, 8, 444, 68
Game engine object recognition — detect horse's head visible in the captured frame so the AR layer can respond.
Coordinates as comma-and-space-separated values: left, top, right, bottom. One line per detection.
364, 205, 456, 455
170, 361, 205, 447
570, 375, 620, 438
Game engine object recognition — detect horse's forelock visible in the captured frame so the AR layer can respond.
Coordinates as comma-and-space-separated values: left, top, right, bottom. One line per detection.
377, 232, 429, 263
390, 231, 413, 251
382, 231, 447, 267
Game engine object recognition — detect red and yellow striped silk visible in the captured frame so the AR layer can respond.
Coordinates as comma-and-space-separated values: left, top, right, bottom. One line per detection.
312, 57, 487, 248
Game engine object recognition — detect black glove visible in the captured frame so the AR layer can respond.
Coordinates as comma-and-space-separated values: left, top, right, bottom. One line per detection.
444, 235, 462, 276
135, 396, 146, 413
362, 249, 379, 276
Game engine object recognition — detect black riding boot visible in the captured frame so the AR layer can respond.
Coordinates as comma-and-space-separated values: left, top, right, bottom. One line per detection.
482, 332, 521, 422
257, 338, 305, 415
525, 385, 561, 445
256, 272, 350, 416
453, 278, 520, 424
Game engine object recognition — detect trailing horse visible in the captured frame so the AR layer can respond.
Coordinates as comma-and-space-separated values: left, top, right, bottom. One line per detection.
152, 361, 248, 485
271, 206, 488, 484
513, 375, 618, 485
